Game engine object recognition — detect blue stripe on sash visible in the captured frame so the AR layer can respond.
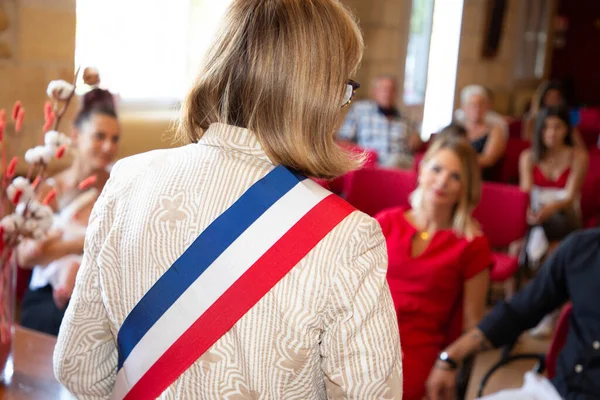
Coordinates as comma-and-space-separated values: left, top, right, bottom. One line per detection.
117, 165, 305, 369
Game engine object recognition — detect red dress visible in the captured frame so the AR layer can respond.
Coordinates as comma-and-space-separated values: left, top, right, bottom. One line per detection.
376, 207, 493, 400
533, 165, 570, 188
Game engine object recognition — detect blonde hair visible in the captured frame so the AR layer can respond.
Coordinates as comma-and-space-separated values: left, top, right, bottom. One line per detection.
178, 0, 364, 179
410, 134, 482, 239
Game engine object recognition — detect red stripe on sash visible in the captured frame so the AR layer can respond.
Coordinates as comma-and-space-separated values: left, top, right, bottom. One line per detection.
125, 194, 354, 399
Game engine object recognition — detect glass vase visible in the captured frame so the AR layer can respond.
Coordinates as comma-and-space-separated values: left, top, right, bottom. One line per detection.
0, 254, 16, 385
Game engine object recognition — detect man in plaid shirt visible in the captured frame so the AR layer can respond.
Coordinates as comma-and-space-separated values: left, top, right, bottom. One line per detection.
339, 76, 421, 168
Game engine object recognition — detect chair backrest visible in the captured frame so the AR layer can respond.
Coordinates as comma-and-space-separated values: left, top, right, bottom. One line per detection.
345, 167, 417, 216
577, 107, 600, 148
508, 119, 523, 139
500, 138, 530, 185
472, 182, 530, 248
314, 145, 380, 195
546, 304, 573, 379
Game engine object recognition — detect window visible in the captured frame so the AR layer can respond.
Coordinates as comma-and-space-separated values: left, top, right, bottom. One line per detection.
75, 0, 232, 106
514, 0, 552, 80
421, 0, 465, 137
403, 0, 435, 105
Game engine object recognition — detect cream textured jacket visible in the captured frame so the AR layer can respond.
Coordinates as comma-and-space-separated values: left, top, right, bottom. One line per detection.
54, 123, 403, 399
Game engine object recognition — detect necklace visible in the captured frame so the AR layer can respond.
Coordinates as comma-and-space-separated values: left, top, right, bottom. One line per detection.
419, 231, 430, 241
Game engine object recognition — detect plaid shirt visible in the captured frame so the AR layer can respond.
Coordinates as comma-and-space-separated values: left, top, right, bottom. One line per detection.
339, 100, 411, 166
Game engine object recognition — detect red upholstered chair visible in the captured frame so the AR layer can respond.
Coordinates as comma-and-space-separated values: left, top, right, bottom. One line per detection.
472, 182, 529, 282
313, 145, 378, 196
508, 119, 523, 139
582, 149, 600, 228
577, 107, 600, 149
500, 138, 530, 185
545, 304, 573, 379
477, 304, 573, 397
581, 175, 600, 228
344, 167, 417, 216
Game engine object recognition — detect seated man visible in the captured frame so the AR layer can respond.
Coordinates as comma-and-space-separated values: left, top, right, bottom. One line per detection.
338, 75, 421, 169
426, 227, 600, 400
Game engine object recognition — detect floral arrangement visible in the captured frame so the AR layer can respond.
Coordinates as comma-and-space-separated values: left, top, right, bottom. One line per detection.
0, 69, 96, 346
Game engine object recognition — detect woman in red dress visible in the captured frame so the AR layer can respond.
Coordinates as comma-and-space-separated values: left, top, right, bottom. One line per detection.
376, 132, 492, 400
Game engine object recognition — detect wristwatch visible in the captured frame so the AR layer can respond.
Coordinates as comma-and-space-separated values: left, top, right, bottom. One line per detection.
438, 351, 459, 370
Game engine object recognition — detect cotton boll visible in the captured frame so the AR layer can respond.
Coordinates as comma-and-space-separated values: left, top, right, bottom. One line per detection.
0, 214, 24, 234
7, 177, 33, 203
32, 228, 46, 240
15, 202, 27, 216
44, 130, 71, 152
47, 80, 74, 101
23, 219, 37, 234
24, 145, 54, 165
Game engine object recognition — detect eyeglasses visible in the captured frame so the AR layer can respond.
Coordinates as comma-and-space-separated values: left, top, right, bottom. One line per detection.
342, 80, 360, 108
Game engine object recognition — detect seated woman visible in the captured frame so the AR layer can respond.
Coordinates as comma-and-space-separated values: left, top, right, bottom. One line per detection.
516, 105, 588, 337
523, 80, 586, 149
376, 133, 492, 400
460, 85, 507, 181
17, 89, 121, 335
519, 105, 588, 266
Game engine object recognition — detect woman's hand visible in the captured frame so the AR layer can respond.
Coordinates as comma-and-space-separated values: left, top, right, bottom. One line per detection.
527, 204, 557, 225
425, 362, 458, 400
17, 230, 63, 268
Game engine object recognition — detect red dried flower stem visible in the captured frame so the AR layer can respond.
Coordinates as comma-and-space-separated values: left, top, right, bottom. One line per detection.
11, 101, 21, 122
55, 144, 68, 159
0, 139, 6, 217
44, 101, 52, 120
15, 108, 25, 133
78, 175, 97, 190
6, 157, 17, 179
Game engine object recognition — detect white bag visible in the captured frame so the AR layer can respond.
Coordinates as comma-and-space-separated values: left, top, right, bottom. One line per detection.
477, 371, 563, 400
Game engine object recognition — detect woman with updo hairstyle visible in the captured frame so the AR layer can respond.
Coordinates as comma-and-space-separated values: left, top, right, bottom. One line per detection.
17, 88, 121, 335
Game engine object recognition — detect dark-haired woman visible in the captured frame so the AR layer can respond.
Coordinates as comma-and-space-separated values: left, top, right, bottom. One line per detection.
520, 105, 588, 264
517, 105, 588, 337
523, 81, 586, 150
17, 90, 121, 335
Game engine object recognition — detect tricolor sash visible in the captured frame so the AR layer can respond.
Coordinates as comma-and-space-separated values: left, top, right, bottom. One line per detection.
112, 165, 355, 400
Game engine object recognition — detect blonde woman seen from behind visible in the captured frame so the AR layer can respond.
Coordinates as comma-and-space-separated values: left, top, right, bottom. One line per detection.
54, 1, 403, 399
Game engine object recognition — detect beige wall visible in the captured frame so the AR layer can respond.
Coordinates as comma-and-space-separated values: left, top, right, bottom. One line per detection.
0, 0, 76, 174
455, 0, 529, 115
342, 0, 412, 105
